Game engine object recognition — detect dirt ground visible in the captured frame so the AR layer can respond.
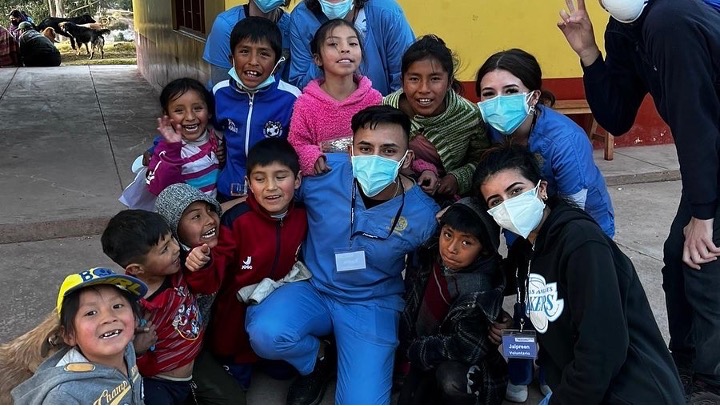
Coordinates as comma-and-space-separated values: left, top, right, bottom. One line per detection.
58, 41, 136, 66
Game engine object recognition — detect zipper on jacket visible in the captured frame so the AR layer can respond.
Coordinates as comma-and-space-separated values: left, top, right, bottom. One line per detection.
270, 220, 281, 279
244, 93, 255, 157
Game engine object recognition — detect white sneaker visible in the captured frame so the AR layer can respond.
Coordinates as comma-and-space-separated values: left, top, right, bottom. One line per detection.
505, 383, 529, 403
540, 383, 552, 396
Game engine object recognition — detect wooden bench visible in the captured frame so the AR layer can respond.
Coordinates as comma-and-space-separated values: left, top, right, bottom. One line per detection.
553, 99, 614, 161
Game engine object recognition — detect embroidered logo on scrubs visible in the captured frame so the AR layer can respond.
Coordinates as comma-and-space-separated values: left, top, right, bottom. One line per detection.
527, 273, 564, 334
264, 121, 283, 138
393, 216, 408, 234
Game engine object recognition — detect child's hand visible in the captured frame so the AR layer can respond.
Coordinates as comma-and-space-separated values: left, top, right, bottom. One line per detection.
417, 170, 438, 194
156, 115, 183, 144
134, 318, 157, 354
314, 156, 331, 174
215, 133, 226, 166
436, 174, 459, 196
186, 243, 211, 272
489, 310, 513, 345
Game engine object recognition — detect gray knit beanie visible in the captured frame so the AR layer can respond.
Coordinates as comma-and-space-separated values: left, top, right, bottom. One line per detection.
155, 183, 222, 238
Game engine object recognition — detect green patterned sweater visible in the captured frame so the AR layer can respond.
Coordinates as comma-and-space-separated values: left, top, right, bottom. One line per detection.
383, 89, 489, 195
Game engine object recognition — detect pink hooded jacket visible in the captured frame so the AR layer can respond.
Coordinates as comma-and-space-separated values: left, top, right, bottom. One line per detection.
288, 76, 383, 175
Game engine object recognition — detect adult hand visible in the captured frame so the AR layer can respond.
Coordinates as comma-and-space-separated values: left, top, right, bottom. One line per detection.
557, 0, 602, 67
489, 310, 513, 346
156, 115, 183, 144
436, 174, 459, 196
682, 217, 720, 270
186, 243, 211, 272
314, 156, 331, 174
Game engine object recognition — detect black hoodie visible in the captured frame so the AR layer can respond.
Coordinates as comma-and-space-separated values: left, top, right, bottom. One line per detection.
529, 201, 684, 404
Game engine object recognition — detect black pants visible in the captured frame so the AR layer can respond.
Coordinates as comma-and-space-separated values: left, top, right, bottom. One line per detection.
662, 193, 720, 385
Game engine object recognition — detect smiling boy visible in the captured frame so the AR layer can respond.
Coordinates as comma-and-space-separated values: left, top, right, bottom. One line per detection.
212, 16, 300, 204
185, 138, 307, 389
101, 210, 205, 404
12, 268, 147, 405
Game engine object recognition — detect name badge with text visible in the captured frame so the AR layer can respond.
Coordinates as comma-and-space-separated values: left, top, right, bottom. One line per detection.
501, 330, 538, 360
334, 249, 366, 273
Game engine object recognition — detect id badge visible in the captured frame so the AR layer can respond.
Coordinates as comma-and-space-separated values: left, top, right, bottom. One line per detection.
501, 329, 538, 360
334, 248, 366, 272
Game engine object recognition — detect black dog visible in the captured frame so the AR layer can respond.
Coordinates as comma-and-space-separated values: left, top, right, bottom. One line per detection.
58, 22, 111, 59
35, 14, 96, 50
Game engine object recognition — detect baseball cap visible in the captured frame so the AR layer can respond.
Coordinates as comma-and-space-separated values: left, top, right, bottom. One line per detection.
56, 267, 148, 317
17, 21, 32, 30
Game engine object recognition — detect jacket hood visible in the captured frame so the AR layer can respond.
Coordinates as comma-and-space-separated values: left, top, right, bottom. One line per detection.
11, 345, 137, 404
534, 199, 596, 253
304, 75, 375, 107
450, 197, 501, 253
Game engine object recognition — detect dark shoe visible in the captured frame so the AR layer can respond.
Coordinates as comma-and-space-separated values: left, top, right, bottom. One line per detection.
286, 342, 336, 405
690, 379, 720, 405
671, 351, 694, 401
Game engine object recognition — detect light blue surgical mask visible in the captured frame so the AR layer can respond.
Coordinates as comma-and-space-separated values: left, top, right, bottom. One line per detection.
319, 0, 354, 20
228, 56, 286, 92
253, 0, 285, 14
487, 181, 545, 239
478, 93, 532, 135
351, 150, 408, 197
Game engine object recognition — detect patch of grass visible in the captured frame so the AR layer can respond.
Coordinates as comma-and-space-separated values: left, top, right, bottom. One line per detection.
59, 41, 137, 66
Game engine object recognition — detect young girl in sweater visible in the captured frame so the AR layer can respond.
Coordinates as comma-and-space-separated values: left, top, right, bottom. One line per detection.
288, 18, 382, 176
384, 35, 489, 200
146, 78, 221, 198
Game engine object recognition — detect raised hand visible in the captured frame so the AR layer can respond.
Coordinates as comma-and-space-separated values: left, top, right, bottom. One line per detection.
156, 115, 184, 144
557, 0, 602, 66
186, 243, 211, 272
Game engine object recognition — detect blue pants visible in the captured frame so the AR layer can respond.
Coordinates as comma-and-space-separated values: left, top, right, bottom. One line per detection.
246, 281, 400, 404
142, 377, 191, 404
662, 193, 720, 385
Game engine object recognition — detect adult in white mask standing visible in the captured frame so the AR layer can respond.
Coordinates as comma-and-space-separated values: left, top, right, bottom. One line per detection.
288, 0, 415, 95
475, 144, 685, 404
558, 0, 720, 402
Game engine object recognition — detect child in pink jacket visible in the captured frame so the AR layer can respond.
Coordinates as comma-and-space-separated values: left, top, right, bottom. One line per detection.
288, 18, 382, 176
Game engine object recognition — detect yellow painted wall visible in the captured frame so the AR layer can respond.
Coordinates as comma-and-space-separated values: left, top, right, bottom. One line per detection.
224, 0, 608, 80
397, 1, 608, 80
135, 0, 610, 86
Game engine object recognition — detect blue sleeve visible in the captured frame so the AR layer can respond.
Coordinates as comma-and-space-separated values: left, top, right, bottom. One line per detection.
288, 7, 322, 90
546, 122, 592, 200
203, 9, 236, 69
378, 4, 415, 93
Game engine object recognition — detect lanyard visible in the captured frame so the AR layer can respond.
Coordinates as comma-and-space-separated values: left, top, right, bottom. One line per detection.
350, 179, 405, 242
515, 258, 531, 332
